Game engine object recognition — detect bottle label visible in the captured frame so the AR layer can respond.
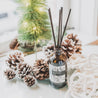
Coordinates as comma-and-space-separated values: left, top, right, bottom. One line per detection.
50, 74, 66, 83
49, 64, 66, 83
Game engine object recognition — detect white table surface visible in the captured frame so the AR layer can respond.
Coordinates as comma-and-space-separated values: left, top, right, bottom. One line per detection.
0, 45, 98, 98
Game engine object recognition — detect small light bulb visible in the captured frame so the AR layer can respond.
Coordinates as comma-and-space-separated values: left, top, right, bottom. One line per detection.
25, 3, 30, 7
39, 7, 44, 12
23, 21, 28, 28
33, 27, 36, 30
23, 0, 31, 7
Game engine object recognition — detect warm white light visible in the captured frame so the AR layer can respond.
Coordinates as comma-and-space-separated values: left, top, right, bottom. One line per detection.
23, 0, 31, 7
25, 3, 30, 7
23, 21, 28, 28
33, 27, 36, 30
39, 7, 44, 12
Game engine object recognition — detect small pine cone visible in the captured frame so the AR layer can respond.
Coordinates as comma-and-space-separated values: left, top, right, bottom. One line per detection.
66, 33, 82, 55
4, 69, 16, 80
6, 51, 24, 70
44, 45, 55, 58
62, 39, 75, 58
33, 59, 49, 80
9, 38, 19, 50
24, 75, 35, 87
18, 63, 33, 79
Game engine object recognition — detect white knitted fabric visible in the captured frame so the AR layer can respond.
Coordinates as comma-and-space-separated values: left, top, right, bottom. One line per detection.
67, 54, 98, 98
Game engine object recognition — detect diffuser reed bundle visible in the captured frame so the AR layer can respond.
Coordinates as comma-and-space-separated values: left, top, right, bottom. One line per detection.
48, 7, 71, 50
48, 8, 71, 89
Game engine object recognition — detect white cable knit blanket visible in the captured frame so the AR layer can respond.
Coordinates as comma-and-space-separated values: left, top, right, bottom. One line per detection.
67, 54, 98, 98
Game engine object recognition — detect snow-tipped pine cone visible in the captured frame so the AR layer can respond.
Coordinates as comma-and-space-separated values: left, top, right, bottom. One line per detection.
33, 59, 49, 80
44, 45, 54, 58
6, 51, 24, 70
4, 69, 16, 80
66, 33, 82, 54
18, 63, 33, 79
24, 75, 35, 87
62, 39, 75, 58
44, 33, 82, 59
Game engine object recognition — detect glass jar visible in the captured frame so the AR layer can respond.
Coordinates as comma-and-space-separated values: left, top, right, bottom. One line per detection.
49, 48, 67, 89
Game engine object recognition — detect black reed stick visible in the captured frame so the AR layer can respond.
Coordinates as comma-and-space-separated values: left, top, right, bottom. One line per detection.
61, 9, 71, 43
57, 9, 61, 48
60, 7, 63, 46
48, 8, 56, 48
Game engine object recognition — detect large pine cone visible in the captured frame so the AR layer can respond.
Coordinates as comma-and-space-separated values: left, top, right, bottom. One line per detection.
18, 63, 33, 79
6, 51, 24, 70
24, 75, 35, 87
67, 33, 82, 54
4, 69, 16, 80
33, 59, 49, 80
44, 34, 82, 59
62, 39, 75, 58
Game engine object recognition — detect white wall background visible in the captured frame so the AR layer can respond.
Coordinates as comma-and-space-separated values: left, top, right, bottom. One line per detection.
0, 1, 18, 33
47, 0, 97, 35
47, 0, 98, 44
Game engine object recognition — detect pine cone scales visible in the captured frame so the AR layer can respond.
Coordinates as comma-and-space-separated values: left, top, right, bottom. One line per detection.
75, 46, 82, 54
67, 33, 82, 53
6, 52, 24, 70
18, 63, 33, 79
24, 75, 35, 87
62, 39, 74, 58
33, 59, 49, 80
44, 45, 54, 58
4, 70, 16, 80
34, 59, 44, 66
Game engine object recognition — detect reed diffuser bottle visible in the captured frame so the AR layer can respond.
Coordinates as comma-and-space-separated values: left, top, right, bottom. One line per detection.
48, 7, 71, 88
49, 48, 67, 88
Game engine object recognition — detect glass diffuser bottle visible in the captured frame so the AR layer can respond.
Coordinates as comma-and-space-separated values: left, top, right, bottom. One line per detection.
49, 48, 67, 88
48, 7, 71, 88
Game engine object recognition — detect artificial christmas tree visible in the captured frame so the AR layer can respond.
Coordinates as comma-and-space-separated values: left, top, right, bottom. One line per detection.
16, 0, 51, 53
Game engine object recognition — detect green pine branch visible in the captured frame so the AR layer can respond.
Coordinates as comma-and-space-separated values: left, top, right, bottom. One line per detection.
15, 0, 51, 42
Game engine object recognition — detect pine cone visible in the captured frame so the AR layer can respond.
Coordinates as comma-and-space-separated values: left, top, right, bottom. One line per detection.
67, 33, 82, 53
18, 63, 33, 79
4, 69, 16, 80
10, 38, 19, 50
24, 75, 35, 87
33, 59, 49, 80
62, 39, 74, 58
44, 45, 54, 58
6, 51, 24, 70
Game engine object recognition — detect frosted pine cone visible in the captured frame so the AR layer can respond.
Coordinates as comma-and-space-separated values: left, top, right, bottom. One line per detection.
67, 33, 82, 53
6, 51, 24, 70
44, 45, 54, 58
18, 63, 33, 79
24, 75, 35, 87
33, 59, 49, 80
4, 69, 16, 80
62, 39, 75, 58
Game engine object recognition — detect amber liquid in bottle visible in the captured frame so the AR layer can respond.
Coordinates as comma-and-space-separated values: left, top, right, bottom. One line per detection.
49, 49, 67, 89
